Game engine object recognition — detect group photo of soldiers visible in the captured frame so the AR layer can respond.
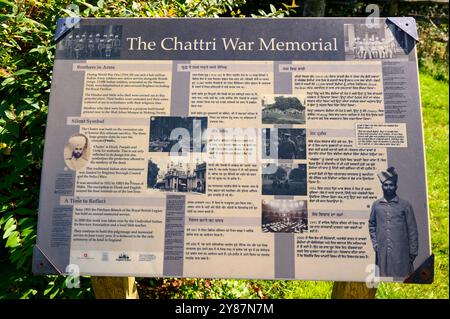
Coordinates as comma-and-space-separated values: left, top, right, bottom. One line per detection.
57, 25, 122, 59
262, 163, 307, 196
344, 23, 408, 60
149, 116, 208, 154
262, 128, 307, 160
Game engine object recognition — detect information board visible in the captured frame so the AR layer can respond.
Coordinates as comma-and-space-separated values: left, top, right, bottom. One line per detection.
33, 18, 433, 283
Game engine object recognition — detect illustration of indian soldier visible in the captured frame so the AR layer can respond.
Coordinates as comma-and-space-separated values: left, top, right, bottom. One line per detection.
64, 133, 90, 171
369, 167, 419, 278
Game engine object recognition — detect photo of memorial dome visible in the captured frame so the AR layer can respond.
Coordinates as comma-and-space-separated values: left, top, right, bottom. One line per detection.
147, 158, 206, 194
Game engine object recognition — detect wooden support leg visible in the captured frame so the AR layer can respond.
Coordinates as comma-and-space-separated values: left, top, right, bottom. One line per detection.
91, 277, 139, 299
331, 282, 377, 299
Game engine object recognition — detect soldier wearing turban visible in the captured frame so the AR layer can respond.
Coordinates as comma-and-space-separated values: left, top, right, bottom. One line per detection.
369, 167, 419, 278
64, 134, 89, 171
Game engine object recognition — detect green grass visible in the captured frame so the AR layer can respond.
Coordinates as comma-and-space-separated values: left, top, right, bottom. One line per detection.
419, 59, 449, 83
375, 71, 449, 299
253, 280, 333, 299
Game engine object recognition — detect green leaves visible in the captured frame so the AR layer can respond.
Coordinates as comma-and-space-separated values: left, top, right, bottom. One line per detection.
3, 226, 17, 240
3, 109, 15, 120
13, 69, 32, 76
0, 0, 57, 298
5, 231, 20, 247
252, 3, 294, 18
1, 77, 15, 86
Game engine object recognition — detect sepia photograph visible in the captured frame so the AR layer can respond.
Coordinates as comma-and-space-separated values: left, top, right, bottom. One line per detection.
261, 95, 306, 124
57, 25, 122, 59
344, 23, 409, 61
149, 116, 207, 154
147, 156, 206, 194
369, 167, 418, 279
261, 163, 307, 196
262, 199, 308, 233
63, 133, 91, 171
262, 128, 307, 160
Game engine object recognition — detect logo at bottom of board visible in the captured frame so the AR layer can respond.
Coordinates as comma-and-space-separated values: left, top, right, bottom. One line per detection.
116, 253, 131, 261
101, 252, 109, 261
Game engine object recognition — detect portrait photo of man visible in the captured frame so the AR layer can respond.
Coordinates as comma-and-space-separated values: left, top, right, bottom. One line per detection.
64, 133, 90, 171
369, 167, 419, 278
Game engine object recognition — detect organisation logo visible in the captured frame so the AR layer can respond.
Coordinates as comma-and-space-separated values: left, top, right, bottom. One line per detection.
116, 253, 131, 261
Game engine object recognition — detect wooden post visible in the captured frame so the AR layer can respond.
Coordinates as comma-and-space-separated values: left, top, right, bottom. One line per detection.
331, 282, 377, 299
91, 276, 139, 299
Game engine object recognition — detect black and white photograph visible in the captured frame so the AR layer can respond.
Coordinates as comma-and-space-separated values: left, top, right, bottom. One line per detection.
262, 163, 307, 196
56, 25, 122, 59
147, 157, 206, 194
369, 167, 419, 279
63, 133, 91, 171
149, 116, 207, 154
262, 128, 307, 160
261, 95, 306, 125
262, 199, 308, 233
344, 23, 409, 61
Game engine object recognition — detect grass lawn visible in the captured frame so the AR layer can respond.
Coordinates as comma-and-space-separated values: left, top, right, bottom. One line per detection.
375, 71, 449, 299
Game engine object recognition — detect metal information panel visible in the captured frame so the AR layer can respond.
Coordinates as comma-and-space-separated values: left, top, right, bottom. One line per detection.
33, 18, 433, 283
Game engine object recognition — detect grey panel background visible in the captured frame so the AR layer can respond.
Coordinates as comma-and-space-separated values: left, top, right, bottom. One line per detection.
163, 195, 186, 276
273, 61, 295, 279
383, 58, 431, 270
33, 60, 85, 274
170, 61, 190, 116
274, 234, 296, 279
37, 18, 430, 280
57, 18, 350, 61
274, 61, 292, 94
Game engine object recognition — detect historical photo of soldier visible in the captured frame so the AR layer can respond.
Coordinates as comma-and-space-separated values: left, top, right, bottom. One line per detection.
56, 25, 122, 59
147, 156, 206, 194
149, 116, 207, 154
262, 199, 308, 233
64, 133, 90, 171
369, 167, 419, 278
261, 163, 307, 196
344, 23, 409, 61
261, 94, 306, 124
262, 128, 306, 160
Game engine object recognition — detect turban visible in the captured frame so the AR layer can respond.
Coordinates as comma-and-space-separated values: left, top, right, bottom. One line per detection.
68, 134, 87, 150
377, 167, 398, 184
